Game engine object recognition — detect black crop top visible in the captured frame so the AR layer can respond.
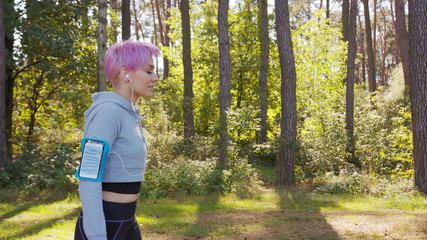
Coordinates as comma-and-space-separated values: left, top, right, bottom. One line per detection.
102, 182, 141, 194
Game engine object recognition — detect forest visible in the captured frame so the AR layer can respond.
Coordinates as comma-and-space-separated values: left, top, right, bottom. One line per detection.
0, 0, 426, 239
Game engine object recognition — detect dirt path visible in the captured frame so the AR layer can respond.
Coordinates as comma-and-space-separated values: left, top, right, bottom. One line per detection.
141, 209, 427, 240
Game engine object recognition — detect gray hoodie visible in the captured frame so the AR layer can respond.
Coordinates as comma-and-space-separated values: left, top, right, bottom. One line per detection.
78, 91, 147, 240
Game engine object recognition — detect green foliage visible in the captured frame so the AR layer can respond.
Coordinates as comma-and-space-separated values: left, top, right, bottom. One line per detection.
0, 144, 79, 192
355, 65, 412, 175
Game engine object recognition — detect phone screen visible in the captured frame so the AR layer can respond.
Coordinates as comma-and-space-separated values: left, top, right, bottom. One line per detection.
78, 140, 105, 179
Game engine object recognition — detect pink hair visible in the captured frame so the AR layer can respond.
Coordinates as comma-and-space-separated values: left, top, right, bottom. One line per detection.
104, 39, 161, 88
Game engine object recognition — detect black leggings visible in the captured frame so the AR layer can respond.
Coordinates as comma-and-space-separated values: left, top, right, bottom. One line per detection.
74, 201, 142, 240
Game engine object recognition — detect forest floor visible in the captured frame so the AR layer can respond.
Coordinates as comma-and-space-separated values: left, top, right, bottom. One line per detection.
1, 186, 426, 240
1, 168, 426, 240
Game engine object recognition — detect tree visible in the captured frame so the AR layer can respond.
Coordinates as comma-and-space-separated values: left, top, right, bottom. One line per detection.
4, 0, 14, 159
275, 0, 297, 186
122, 0, 131, 40
408, 0, 427, 194
98, 0, 108, 91
342, 0, 349, 42
257, 0, 269, 144
110, 0, 118, 43
395, 0, 410, 95
363, 0, 376, 94
345, 0, 358, 166
0, 0, 7, 169
218, 0, 231, 169
181, 0, 195, 139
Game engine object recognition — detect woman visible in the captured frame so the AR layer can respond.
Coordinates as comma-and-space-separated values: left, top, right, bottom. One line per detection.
75, 39, 160, 240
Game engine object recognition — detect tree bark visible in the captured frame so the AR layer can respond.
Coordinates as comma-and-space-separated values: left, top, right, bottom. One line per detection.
111, 0, 118, 43
4, 0, 15, 159
342, 0, 349, 42
122, 0, 131, 40
258, 0, 269, 144
373, 0, 377, 62
395, 0, 410, 96
163, 0, 171, 79
345, 0, 358, 166
275, 0, 297, 186
97, 0, 108, 91
218, 0, 231, 169
357, 8, 366, 85
0, 0, 8, 169
363, 0, 376, 93
408, 0, 427, 194
181, 0, 195, 140
132, 0, 140, 40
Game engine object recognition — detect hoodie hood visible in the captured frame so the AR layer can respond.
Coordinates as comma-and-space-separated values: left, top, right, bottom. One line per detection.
84, 91, 137, 119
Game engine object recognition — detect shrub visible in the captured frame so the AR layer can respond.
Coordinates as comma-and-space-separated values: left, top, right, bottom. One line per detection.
1, 144, 79, 192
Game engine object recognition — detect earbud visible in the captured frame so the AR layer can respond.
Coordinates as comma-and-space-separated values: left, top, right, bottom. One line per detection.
125, 74, 133, 82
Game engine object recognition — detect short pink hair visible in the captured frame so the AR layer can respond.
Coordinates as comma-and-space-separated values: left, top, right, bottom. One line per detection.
104, 39, 161, 88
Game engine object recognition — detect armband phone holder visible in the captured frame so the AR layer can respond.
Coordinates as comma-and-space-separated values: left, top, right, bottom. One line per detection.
75, 138, 110, 182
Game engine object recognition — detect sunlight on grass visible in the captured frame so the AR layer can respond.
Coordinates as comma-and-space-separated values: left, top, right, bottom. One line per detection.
1, 187, 426, 239
0, 198, 80, 239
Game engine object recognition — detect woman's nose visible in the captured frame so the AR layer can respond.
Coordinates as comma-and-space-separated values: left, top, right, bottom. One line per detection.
152, 73, 159, 82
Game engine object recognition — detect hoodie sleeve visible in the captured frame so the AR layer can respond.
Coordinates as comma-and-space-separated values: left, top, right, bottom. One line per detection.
79, 103, 122, 240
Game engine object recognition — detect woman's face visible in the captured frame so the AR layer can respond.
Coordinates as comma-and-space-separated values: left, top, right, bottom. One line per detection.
128, 58, 159, 99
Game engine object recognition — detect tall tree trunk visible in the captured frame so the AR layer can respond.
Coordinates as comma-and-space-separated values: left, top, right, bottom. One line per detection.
275, 0, 297, 186
163, 0, 171, 79
0, 0, 8, 169
345, 0, 358, 167
218, 0, 231, 169
357, 9, 366, 85
258, 0, 269, 144
4, 0, 14, 159
122, 0, 131, 40
181, 0, 195, 139
395, 0, 410, 96
342, 0, 349, 42
373, 0, 377, 62
150, 0, 159, 76
132, 0, 140, 40
363, 0, 376, 94
111, 0, 118, 43
380, 10, 387, 87
408, 0, 427, 194
326, 0, 330, 19
97, 0, 108, 91
390, 0, 400, 64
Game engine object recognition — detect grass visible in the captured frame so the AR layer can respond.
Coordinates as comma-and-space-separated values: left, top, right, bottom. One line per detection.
1, 170, 426, 239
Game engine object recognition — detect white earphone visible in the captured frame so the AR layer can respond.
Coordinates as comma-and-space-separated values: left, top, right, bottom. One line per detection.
125, 74, 136, 112
125, 74, 132, 82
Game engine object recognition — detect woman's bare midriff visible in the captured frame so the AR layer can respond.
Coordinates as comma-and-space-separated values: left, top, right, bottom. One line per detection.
102, 191, 140, 203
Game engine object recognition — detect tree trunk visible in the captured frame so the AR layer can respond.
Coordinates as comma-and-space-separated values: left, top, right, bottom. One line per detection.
132, 0, 140, 40
258, 0, 269, 144
97, 0, 108, 91
363, 0, 376, 94
150, 0, 158, 46
373, 0, 377, 62
342, 0, 349, 42
122, 0, 131, 40
163, 0, 171, 79
390, 0, 400, 64
357, 9, 366, 85
395, 0, 411, 96
181, 0, 195, 140
408, 0, 427, 194
326, 0, 330, 19
0, 0, 8, 169
111, 0, 118, 43
275, 0, 297, 186
4, 0, 14, 159
345, 0, 358, 167
218, 0, 231, 169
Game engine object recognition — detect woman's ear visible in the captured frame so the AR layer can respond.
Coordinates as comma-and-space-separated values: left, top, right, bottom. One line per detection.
119, 68, 129, 82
